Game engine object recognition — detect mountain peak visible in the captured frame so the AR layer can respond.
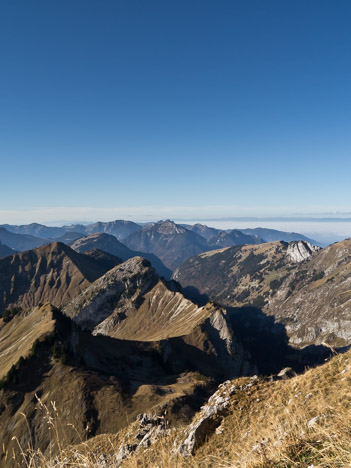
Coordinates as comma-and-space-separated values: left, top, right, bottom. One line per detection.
153, 219, 187, 235
0, 241, 113, 313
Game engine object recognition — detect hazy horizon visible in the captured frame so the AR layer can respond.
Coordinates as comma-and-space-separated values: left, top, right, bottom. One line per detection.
2, 214, 351, 245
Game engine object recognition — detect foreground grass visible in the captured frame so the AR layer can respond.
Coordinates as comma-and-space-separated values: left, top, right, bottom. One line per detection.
9, 349, 351, 467
121, 350, 351, 468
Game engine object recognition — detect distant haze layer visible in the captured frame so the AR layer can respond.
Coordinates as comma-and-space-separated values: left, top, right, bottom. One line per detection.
180, 220, 351, 245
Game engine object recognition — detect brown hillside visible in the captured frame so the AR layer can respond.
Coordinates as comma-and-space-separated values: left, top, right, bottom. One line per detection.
0, 303, 241, 467
0, 242, 115, 313
172, 240, 351, 348
64, 256, 254, 379
35, 340, 351, 467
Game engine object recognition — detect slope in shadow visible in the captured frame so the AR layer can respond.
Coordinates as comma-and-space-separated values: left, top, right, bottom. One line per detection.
226, 306, 340, 374
181, 285, 210, 306
178, 284, 341, 374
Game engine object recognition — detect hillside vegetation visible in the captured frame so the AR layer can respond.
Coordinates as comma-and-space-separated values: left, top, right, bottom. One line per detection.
1, 233, 351, 468
11, 346, 351, 468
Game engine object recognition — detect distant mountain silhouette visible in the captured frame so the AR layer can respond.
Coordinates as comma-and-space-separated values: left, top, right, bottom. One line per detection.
0, 227, 48, 251
70, 232, 171, 279
123, 220, 211, 270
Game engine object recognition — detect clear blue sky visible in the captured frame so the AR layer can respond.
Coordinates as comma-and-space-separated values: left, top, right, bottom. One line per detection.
1, 0, 351, 223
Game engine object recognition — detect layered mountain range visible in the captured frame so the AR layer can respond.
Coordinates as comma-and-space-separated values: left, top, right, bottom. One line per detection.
0, 218, 349, 467
0, 227, 47, 251
0, 220, 319, 270
69, 232, 171, 278
0, 241, 254, 465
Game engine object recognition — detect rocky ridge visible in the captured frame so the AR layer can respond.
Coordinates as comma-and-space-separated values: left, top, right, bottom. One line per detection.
173, 239, 351, 348
0, 242, 116, 314
63, 256, 254, 379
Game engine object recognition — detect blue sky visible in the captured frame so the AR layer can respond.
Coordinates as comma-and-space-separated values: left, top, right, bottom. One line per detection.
1, 0, 351, 224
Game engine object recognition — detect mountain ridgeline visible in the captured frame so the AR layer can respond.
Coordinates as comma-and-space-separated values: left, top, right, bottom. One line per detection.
69, 232, 172, 279
0, 242, 121, 313
0, 219, 319, 272
173, 239, 351, 348
122, 220, 268, 270
0, 246, 256, 465
1, 218, 349, 467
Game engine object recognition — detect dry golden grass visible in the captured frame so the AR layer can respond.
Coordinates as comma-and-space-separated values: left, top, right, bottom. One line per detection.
0, 304, 55, 379
11, 349, 351, 467
119, 349, 351, 467
104, 280, 212, 341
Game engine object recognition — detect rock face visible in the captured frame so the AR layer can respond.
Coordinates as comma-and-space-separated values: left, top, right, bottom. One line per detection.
92, 278, 210, 341
70, 232, 171, 279
63, 257, 254, 379
286, 241, 320, 263
115, 412, 169, 466
63, 257, 159, 330
174, 239, 351, 348
268, 239, 351, 347
0, 242, 115, 313
177, 376, 259, 456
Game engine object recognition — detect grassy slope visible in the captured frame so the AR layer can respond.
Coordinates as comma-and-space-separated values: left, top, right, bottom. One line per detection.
0, 304, 55, 379
127, 349, 351, 467
0, 304, 217, 467
53, 347, 351, 468
95, 280, 213, 341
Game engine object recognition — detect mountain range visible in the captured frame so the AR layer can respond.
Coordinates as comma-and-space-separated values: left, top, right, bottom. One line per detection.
0, 220, 320, 268
0, 218, 348, 467
0, 245, 255, 465
69, 232, 171, 278
0, 219, 141, 240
